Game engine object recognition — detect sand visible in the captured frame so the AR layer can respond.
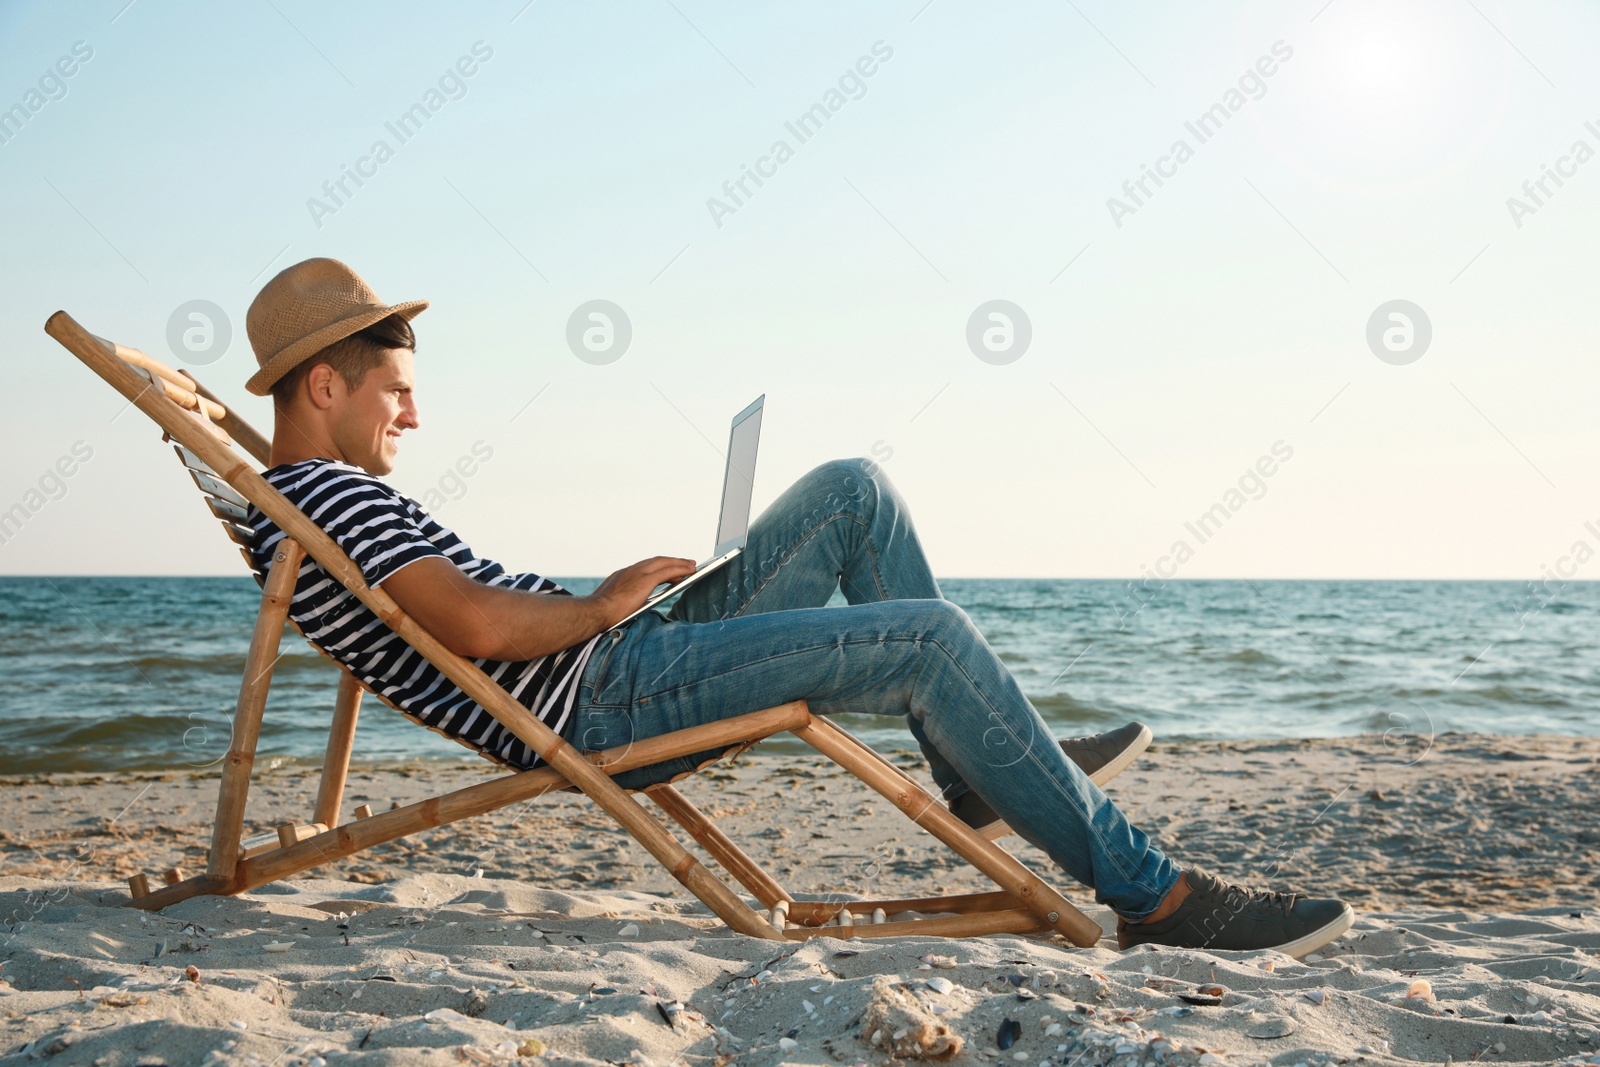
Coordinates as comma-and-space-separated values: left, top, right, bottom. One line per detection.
1, 732, 1598, 1065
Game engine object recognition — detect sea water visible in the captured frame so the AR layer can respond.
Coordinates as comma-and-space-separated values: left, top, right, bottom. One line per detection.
1, 576, 1594, 773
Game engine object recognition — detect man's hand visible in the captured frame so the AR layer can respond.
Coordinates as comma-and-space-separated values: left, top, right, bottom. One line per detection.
591, 556, 697, 628
383, 555, 696, 662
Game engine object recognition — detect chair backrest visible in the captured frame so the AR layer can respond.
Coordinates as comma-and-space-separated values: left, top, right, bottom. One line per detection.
70, 329, 277, 579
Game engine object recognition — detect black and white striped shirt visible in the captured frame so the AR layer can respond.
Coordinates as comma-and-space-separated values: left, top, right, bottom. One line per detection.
245, 459, 601, 770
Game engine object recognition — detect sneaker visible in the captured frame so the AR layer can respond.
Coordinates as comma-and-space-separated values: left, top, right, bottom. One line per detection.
1117, 868, 1354, 958
949, 721, 1153, 839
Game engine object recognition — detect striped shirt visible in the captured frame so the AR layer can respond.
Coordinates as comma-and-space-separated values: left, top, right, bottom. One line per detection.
245, 458, 603, 770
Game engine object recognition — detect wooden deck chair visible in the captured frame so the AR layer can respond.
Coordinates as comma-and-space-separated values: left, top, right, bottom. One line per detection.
46, 310, 1102, 946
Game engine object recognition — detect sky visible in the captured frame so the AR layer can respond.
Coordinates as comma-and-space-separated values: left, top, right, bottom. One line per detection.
2, 0, 1599, 580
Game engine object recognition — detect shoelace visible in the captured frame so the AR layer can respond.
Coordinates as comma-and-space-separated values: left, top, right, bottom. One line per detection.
1218, 881, 1299, 918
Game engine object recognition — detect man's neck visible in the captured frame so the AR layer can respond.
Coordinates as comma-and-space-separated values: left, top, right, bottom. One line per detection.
270, 410, 342, 468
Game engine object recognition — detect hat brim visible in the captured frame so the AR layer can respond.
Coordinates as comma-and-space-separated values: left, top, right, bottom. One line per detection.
245, 299, 429, 397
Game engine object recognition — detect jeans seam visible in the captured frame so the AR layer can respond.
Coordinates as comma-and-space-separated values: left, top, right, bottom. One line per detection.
899, 627, 1157, 906
1014, 734, 1150, 898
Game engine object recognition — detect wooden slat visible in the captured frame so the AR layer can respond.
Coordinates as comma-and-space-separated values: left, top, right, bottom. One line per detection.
781, 908, 1049, 941
97, 336, 194, 393
173, 443, 216, 477
219, 521, 254, 548
785, 890, 1020, 924
238, 822, 329, 860
124, 361, 227, 421
187, 469, 248, 509
206, 496, 249, 523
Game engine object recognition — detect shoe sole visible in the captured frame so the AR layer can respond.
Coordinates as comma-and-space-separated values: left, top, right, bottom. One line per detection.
974, 723, 1154, 840
1117, 903, 1355, 957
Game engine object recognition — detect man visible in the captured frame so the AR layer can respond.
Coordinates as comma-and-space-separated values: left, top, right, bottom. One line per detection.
243, 258, 1353, 956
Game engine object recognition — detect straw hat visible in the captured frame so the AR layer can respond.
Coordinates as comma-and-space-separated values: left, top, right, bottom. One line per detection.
245, 257, 428, 396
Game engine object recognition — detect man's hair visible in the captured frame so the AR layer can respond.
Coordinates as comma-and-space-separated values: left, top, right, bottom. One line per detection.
270, 313, 416, 408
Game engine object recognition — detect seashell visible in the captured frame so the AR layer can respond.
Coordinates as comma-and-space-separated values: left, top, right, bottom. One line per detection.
926, 977, 955, 995
1303, 989, 1327, 1006
424, 1008, 472, 1024
997, 1019, 1021, 1050
778, 1037, 798, 1051
1405, 979, 1435, 1002
618, 924, 640, 937
1179, 993, 1222, 1006
1115, 1045, 1136, 1055
1044, 1023, 1062, 1036
1016, 988, 1038, 1001
263, 941, 293, 953
1196, 984, 1227, 997
802, 1000, 815, 1014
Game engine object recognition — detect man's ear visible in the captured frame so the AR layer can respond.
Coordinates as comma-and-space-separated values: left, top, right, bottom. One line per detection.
304, 363, 339, 410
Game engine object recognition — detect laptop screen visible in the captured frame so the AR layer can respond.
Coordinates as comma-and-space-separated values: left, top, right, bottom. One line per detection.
715, 397, 764, 554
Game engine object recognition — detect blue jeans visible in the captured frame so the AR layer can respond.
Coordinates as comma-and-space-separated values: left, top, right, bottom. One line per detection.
572, 458, 1178, 919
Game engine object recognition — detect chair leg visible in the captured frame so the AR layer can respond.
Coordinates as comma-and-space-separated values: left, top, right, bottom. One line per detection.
205, 538, 307, 886
313, 671, 363, 827
792, 715, 1104, 947
645, 783, 791, 909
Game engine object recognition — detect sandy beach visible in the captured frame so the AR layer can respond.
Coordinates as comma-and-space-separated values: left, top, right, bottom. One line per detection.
2, 732, 1599, 1065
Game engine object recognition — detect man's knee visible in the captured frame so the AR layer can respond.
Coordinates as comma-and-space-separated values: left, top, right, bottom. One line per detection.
801, 457, 888, 517
899, 597, 973, 640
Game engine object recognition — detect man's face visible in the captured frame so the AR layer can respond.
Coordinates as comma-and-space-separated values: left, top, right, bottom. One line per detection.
330, 348, 419, 476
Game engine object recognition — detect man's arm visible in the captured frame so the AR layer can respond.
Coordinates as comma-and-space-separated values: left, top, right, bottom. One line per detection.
383, 555, 697, 661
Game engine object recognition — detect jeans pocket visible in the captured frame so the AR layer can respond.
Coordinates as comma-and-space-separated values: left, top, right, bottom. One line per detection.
574, 705, 633, 754
584, 630, 629, 708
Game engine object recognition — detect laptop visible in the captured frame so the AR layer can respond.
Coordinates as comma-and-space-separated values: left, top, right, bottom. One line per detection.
615, 394, 764, 625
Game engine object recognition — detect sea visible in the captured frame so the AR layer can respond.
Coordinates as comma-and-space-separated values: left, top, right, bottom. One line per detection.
1, 576, 1594, 774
